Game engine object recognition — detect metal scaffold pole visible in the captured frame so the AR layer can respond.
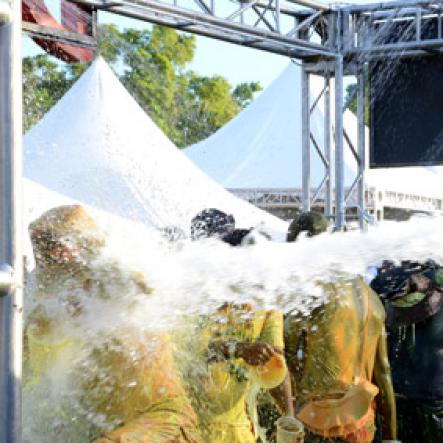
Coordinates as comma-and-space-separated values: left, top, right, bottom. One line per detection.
0, 0, 23, 440
334, 54, 345, 230
357, 66, 367, 231
324, 74, 333, 219
301, 63, 311, 212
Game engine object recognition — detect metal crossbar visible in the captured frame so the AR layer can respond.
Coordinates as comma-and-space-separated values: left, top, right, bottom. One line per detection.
2, 2, 443, 442
70, 0, 335, 58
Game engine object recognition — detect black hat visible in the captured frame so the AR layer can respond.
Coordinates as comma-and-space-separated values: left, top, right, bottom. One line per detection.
287, 211, 328, 242
190, 208, 235, 240
220, 229, 252, 247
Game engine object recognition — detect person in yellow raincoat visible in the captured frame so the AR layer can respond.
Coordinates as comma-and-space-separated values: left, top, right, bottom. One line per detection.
285, 278, 397, 443
284, 212, 396, 442
24, 205, 201, 443
179, 302, 288, 443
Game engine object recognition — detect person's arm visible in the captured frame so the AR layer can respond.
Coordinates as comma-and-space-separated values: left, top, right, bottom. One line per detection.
208, 310, 284, 367
373, 326, 397, 441
208, 339, 275, 364
260, 311, 293, 415
208, 310, 288, 393
254, 311, 289, 398
268, 371, 294, 416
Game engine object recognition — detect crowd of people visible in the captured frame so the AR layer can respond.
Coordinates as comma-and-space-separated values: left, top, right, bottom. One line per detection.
23, 204, 443, 443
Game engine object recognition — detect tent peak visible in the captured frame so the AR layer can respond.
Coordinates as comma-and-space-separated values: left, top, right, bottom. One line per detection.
90, 55, 114, 74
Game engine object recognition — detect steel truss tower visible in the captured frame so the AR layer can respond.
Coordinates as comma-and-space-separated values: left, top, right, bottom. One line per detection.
1, 0, 443, 439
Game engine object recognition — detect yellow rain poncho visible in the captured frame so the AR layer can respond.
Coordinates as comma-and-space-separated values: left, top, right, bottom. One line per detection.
285, 278, 397, 442
179, 303, 287, 443
24, 205, 201, 443
25, 320, 200, 442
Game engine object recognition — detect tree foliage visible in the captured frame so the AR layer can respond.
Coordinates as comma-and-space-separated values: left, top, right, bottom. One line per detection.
344, 79, 369, 126
23, 55, 76, 131
23, 24, 262, 147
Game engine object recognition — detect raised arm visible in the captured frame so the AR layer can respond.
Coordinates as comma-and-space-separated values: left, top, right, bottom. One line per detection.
373, 325, 397, 441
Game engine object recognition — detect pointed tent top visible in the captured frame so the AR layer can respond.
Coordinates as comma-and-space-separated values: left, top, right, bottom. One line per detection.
185, 62, 357, 189
186, 63, 443, 199
24, 58, 287, 237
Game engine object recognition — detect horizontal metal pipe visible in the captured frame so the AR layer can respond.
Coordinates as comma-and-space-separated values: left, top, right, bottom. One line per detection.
84, 4, 312, 57
285, 0, 330, 12
357, 48, 443, 59
347, 36, 443, 53
103, 0, 305, 18
344, 0, 443, 14
72, 0, 336, 55
366, 9, 439, 20
22, 22, 97, 48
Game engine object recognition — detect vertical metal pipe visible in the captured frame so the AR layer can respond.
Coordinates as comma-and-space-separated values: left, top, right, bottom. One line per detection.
334, 55, 345, 230
357, 66, 366, 231
416, 7, 421, 41
0, 0, 23, 440
275, 0, 281, 33
438, 10, 442, 39
301, 64, 311, 212
342, 10, 351, 50
324, 74, 332, 218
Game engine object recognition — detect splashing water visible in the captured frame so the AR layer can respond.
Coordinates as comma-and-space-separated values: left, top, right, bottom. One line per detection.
22, 213, 443, 442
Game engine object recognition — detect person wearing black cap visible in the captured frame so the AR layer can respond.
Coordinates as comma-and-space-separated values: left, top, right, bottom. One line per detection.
370, 260, 443, 443
286, 211, 329, 242
190, 208, 235, 240
183, 209, 289, 442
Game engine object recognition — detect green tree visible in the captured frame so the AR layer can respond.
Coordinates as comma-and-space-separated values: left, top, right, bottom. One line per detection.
23, 55, 75, 130
173, 72, 244, 146
344, 77, 369, 126
23, 24, 261, 147
233, 81, 262, 108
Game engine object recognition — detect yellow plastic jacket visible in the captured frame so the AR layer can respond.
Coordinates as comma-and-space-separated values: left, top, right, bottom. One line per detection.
24, 271, 202, 443
179, 304, 286, 443
285, 278, 390, 442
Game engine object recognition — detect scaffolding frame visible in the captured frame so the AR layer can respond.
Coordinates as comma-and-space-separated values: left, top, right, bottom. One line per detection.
1, 0, 443, 439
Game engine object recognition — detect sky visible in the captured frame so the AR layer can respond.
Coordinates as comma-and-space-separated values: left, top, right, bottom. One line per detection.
99, 10, 291, 88
23, 3, 306, 90
22, 0, 381, 89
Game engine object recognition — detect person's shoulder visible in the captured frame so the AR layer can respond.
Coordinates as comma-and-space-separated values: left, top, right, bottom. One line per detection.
363, 280, 387, 321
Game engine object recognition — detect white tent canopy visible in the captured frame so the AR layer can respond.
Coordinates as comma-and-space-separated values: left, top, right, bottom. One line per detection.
24, 57, 287, 241
185, 62, 357, 189
185, 63, 443, 200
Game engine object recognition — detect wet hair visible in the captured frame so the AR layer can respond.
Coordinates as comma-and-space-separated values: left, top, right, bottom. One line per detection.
190, 208, 235, 240
370, 259, 440, 296
29, 205, 105, 265
287, 211, 328, 242
220, 229, 252, 247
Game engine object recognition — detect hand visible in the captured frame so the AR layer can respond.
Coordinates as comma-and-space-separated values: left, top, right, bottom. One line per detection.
235, 342, 276, 366
207, 340, 229, 363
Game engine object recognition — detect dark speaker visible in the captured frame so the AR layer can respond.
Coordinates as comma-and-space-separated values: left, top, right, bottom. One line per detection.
370, 56, 443, 168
